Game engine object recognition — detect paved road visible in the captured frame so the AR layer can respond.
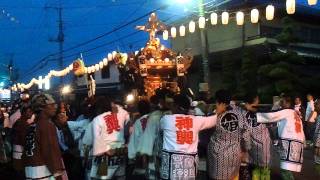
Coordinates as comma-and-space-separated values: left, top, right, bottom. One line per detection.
1, 147, 319, 179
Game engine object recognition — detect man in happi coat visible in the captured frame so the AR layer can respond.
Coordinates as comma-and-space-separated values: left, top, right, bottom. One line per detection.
23, 94, 67, 180
137, 90, 173, 179
160, 94, 217, 180
91, 97, 129, 179
256, 96, 305, 180
12, 103, 35, 179
242, 94, 271, 180
207, 90, 248, 180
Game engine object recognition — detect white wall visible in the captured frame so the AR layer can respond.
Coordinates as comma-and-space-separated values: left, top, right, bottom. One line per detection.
76, 64, 120, 86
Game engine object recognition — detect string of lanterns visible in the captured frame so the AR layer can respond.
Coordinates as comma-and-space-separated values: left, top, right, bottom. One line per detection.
163, 0, 318, 40
11, 51, 129, 92
10, 0, 318, 91
163, 4, 275, 40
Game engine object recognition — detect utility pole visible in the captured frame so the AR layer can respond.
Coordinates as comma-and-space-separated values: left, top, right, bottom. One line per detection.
198, 0, 210, 94
47, 4, 64, 85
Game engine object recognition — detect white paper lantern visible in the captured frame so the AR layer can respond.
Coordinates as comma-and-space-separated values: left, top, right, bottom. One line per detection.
251, 9, 259, 23
108, 53, 113, 61
199, 16, 206, 29
286, 0, 296, 14
112, 51, 117, 59
222, 12, 229, 25
236, 11, 244, 25
189, 21, 195, 33
163, 30, 168, 40
179, 25, 185, 37
171, 27, 177, 38
95, 64, 100, 71
308, 0, 317, 5
266, 5, 275, 21
103, 58, 108, 66
165, 58, 170, 63
99, 61, 104, 69
210, 12, 218, 25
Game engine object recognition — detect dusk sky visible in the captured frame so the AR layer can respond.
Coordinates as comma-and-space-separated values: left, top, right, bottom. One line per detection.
0, 0, 319, 87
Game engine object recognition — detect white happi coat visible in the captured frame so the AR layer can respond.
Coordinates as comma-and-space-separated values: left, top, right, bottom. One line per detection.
128, 114, 149, 159
257, 109, 305, 172
137, 110, 164, 156
92, 111, 129, 156
160, 114, 217, 153
160, 114, 217, 179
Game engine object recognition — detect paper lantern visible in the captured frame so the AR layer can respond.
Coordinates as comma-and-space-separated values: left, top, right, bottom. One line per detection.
251, 9, 259, 23
103, 58, 108, 65
199, 16, 205, 29
99, 61, 104, 69
108, 53, 113, 61
189, 21, 195, 33
266, 5, 275, 21
210, 12, 218, 25
179, 25, 185, 37
150, 58, 155, 63
222, 12, 229, 25
165, 58, 170, 63
171, 27, 176, 38
95, 64, 100, 71
236, 11, 244, 25
112, 51, 117, 59
286, 0, 296, 14
308, 0, 317, 5
163, 30, 168, 40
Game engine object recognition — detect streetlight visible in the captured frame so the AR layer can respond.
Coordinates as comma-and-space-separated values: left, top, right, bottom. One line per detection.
61, 85, 71, 95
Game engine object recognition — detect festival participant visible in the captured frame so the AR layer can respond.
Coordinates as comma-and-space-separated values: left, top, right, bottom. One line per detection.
305, 93, 317, 146
243, 94, 271, 180
313, 99, 320, 174
90, 96, 129, 179
11, 103, 35, 179
160, 94, 217, 180
23, 93, 67, 180
128, 100, 150, 176
207, 89, 248, 180
138, 89, 173, 179
256, 95, 305, 180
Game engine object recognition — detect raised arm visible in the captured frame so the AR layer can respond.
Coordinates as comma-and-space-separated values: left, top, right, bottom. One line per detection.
257, 109, 288, 123
197, 114, 218, 130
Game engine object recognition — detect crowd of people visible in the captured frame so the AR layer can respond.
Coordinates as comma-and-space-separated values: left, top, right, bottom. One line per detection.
0, 89, 320, 180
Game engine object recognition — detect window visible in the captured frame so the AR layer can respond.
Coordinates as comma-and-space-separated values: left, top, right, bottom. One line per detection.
101, 65, 110, 79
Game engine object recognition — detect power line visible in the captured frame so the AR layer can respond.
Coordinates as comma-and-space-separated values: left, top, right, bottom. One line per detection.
20, 13, 175, 82
21, 5, 167, 79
